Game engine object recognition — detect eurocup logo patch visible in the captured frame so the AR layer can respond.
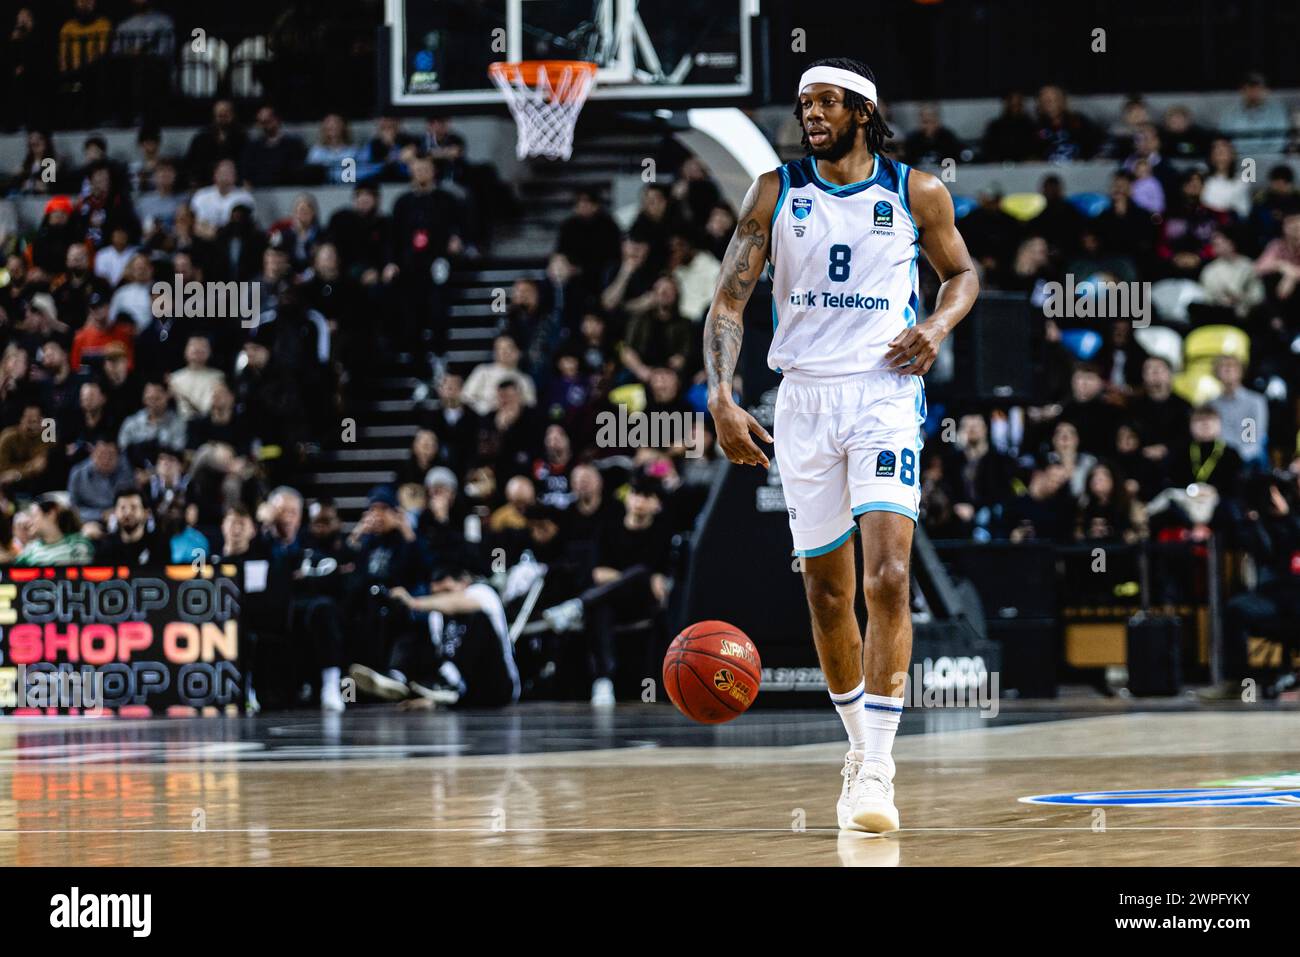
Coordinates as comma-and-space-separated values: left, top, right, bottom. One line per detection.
792, 197, 813, 220
873, 200, 893, 228
876, 450, 896, 477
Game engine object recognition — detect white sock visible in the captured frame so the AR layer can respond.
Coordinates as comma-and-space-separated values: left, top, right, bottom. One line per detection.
861, 691, 904, 779
321, 667, 341, 699
829, 681, 868, 752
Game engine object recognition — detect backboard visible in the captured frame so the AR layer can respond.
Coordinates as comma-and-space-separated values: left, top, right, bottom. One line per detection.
385, 0, 759, 108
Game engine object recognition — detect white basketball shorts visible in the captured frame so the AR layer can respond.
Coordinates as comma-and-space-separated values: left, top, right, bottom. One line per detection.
773, 370, 926, 557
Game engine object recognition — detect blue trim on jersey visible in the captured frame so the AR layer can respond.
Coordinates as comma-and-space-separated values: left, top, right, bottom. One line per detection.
771, 297, 778, 331
787, 157, 813, 189
809, 154, 883, 196
897, 160, 913, 223
796, 525, 856, 558
772, 165, 791, 232
851, 501, 918, 522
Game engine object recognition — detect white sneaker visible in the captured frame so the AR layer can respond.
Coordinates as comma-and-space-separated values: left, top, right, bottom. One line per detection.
349, 663, 410, 701
836, 750, 865, 830
591, 677, 615, 707
849, 763, 900, 835
320, 683, 346, 713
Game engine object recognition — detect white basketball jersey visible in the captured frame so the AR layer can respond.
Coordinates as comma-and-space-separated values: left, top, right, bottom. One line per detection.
767, 154, 920, 377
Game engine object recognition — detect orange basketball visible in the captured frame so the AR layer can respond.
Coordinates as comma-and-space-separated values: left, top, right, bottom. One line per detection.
663, 621, 762, 723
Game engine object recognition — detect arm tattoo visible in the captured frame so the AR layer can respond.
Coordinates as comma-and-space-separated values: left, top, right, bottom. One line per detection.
705, 309, 743, 397
722, 218, 765, 299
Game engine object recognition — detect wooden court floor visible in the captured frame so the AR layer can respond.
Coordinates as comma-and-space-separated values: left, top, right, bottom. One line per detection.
2, 706, 1298, 866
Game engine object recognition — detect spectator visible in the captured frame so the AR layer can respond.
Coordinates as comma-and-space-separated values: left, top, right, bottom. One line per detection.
167, 335, 224, 419
93, 486, 167, 565
184, 100, 248, 187
1129, 356, 1192, 462
385, 152, 464, 363
57, 0, 111, 75
462, 335, 537, 415
667, 231, 721, 324
1218, 72, 1290, 155
1161, 105, 1213, 161
1170, 406, 1243, 496
904, 103, 964, 167
304, 113, 357, 185
67, 437, 132, 521
70, 289, 133, 371
1005, 463, 1075, 542
268, 194, 322, 274
63, 379, 116, 465
1209, 355, 1268, 465
112, 0, 175, 124
1250, 166, 1300, 245
1094, 171, 1157, 267
621, 276, 693, 381
13, 497, 93, 565
940, 412, 1017, 534
702, 203, 737, 262
1075, 461, 1141, 543
1255, 209, 1300, 311
107, 252, 154, 334
1157, 170, 1230, 279
425, 371, 479, 476
325, 184, 390, 284
241, 105, 307, 188
397, 428, 445, 487
0, 403, 50, 492
1201, 138, 1251, 219
1046, 419, 1097, 498
555, 188, 622, 291
189, 159, 256, 233
981, 90, 1040, 162
127, 126, 163, 193
117, 380, 186, 464
1034, 85, 1101, 162
1200, 227, 1265, 320
670, 156, 722, 228
13, 129, 61, 196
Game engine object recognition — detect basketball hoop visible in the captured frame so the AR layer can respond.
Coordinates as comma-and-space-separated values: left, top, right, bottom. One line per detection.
489, 60, 597, 161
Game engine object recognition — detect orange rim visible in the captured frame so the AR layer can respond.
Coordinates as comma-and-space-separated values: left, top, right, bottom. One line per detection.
489, 60, 597, 102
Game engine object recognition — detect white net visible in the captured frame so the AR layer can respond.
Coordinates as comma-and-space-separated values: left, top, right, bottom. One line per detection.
489, 61, 596, 161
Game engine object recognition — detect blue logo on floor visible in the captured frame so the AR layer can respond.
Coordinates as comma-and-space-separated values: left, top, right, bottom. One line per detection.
1020, 787, 1300, 807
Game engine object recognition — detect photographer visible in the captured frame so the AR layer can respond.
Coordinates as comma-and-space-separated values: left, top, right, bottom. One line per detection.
1214, 472, 1300, 696
345, 486, 425, 694
386, 566, 518, 708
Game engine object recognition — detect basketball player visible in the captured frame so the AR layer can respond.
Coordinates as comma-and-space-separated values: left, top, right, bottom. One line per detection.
704, 58, 978, 833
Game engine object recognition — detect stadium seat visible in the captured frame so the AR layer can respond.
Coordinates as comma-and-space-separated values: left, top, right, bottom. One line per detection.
952, 195, 976, 219
608, 383, 647, 414
1067, 192, 1110, 218
1060, 327, 1104, 361
1151, 278, 1209, 326
1185, 324, 1250, 366
1132, 325, 1185, 372
999, 192, 1047, 222
1171, 368, 1224, 406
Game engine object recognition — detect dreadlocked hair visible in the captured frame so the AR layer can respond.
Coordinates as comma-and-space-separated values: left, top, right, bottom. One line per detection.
793, 57, 893, 155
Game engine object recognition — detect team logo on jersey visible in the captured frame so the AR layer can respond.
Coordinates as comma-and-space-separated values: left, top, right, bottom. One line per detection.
791, 197, 813, 220
873, 200, 893, 228
876, 450, 896, 477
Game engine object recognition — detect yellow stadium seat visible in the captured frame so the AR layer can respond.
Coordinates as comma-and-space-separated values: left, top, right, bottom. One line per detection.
1000, 192, 1048, 222
608, 383, 647, 414
1185, 324, 1250, 366
1172, 369, 1224, 407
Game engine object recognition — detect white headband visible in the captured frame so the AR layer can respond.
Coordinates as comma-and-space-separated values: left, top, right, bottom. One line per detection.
798, 66, 877, 104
